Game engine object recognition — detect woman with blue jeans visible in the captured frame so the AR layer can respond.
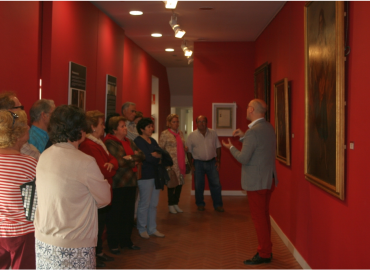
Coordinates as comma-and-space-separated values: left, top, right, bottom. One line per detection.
134, 118, 165, 239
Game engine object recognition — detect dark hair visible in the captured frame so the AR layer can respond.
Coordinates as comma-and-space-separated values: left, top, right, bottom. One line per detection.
107, 116, 126, 135
48, 105, 88, 143
104, 112, 120, 134
136, 117, 153, 135
196, 115, 208, 123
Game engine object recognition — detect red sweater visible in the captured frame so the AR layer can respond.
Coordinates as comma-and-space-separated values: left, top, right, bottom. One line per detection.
79, 138, 118, 200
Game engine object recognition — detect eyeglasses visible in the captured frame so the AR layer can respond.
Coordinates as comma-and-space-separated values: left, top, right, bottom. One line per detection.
9, 111, 19, 127
12, 105, 24, 110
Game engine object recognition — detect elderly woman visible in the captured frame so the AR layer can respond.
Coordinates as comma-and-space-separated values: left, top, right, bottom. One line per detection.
134, 117, 165, 239
103, 116, 144, 254
79, 110, 118, 267
0, 110, 37, 269
159, 114, 186, 214
34, 105, 111, 269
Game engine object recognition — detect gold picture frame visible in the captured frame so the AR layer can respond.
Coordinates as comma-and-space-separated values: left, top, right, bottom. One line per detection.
274, 78, 290, 166
304, 1, 345, 200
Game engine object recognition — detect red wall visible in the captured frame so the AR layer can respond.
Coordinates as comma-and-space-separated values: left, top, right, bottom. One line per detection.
41, 1, 124, 114
193, 42, 255, 190
255, 2, 370, 268
0, 2, 41, 111
123, 37, 171, 133
1, 1, 169, 128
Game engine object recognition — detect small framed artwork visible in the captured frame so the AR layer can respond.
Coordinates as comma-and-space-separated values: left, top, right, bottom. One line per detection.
254, 62, 270, 121
274, 78, 290, 166
212, 103, 237, 137
68, 61, 86, 111
304, 1, 345, 200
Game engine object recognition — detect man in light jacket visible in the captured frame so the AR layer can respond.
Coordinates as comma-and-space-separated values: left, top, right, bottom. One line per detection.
222, 99, 278, 265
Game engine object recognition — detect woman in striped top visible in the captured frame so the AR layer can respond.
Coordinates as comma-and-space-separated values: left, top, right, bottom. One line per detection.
0, 109, 37, 269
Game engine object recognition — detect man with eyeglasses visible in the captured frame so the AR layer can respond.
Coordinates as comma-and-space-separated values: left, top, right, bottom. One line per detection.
28, 99, 55, 153
121, 102, 139, 141
186, 115, 224, 212
222, 99, 278, 265
0, 91, 40, 160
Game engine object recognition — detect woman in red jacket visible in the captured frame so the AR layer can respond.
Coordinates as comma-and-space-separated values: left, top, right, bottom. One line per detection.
79, 110, 118, 267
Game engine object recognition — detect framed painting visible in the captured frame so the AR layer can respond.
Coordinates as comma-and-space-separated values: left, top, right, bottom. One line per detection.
212, 103, 236, 137
304, 1, 345, 200
254, 62, 270, 121
274, 78, 290, 166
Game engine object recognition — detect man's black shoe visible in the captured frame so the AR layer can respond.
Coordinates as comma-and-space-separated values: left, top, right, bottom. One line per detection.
96, 260, 106, 268
109, 248, 121, 255
127, 245, 141, 250
97, 253, 114, 261
243, 253, 272, 265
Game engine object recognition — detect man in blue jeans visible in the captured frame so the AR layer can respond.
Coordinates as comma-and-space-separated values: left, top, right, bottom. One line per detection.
186, 115, 224, 212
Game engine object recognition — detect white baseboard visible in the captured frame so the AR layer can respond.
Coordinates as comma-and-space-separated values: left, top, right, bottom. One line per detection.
190, 190, 247, 196
270, 216, 311, 269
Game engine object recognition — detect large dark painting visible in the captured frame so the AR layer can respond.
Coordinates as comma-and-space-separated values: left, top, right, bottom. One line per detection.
304, 1, 345, 200
254, 62, 270, 121
274, 78, 290, 166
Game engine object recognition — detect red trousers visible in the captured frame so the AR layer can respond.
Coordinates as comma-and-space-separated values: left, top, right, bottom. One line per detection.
0, 232, 35, 269
246, 180, 275, 258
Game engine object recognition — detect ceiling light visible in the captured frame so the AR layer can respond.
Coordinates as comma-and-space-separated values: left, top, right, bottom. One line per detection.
169, 14, 178, 30
188, 55, 194, 64
151, 33, 162, 37
164, 0, 178, 9
129, 11, 143, 15
184, 49, 192, 57
175, 29, 186, 38
165, 48, 174, 52
169, 13, 186, 38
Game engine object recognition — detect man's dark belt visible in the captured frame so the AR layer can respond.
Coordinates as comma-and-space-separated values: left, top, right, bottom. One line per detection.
196, 158, 215, 162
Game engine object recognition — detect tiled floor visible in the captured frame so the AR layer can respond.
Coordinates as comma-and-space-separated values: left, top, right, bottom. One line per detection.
102, 175, 301, 269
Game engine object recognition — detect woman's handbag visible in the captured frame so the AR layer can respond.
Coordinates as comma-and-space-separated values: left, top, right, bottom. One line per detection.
166, 168, 179, 188
20, 178, 38, 221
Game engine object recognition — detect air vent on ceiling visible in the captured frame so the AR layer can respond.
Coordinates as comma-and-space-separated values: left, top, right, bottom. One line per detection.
199, 7, 213, 11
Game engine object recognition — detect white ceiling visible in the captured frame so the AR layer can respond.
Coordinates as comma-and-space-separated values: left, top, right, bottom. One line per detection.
92, 1, 286, 102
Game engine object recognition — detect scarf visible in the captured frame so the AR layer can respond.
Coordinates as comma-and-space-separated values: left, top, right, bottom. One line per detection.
103, 133, 137, 172
86, 133, 109, 155
167, 129, 186, 175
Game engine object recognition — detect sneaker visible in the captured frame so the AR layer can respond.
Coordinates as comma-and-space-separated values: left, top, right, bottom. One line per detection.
150, 230, 165, 238
173, 205, 183, 213
168, 205, 177, 214
139, 231, 150, 239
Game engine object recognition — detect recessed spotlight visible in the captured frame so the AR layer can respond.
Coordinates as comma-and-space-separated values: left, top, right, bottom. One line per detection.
151, 33, 162, 37
129, 11, 143, 15
165, 48, 175, 52
165, 0, 178, 9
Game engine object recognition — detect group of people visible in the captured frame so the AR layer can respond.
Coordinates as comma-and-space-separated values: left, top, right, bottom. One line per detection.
0, 89, 278, 269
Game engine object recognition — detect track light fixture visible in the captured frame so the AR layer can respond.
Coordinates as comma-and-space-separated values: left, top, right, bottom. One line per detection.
187, 55, 194, 64
169, 13, 186, 38
181, 40, 193, 61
